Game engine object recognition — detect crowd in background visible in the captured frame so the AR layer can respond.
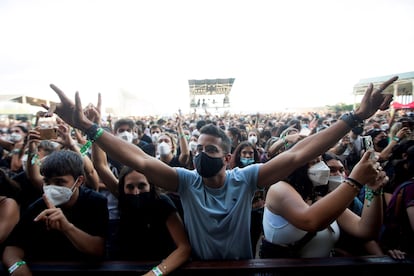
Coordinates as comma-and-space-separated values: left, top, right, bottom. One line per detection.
0, 85, 413, 274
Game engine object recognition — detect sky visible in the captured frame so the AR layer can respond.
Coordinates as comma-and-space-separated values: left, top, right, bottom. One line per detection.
1, 0, 413, 117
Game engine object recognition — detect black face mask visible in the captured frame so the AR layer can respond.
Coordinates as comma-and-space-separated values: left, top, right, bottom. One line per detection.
121, 192, 153, 211
376, 138, 389, 149
194, 151, 224, 178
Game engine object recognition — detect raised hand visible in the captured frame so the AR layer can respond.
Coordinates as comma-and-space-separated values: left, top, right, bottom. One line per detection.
348, 150, 388, 189
355, 76, 398, 120
34, 194, 72, 232
83, 93, 102, 124
44, 84, 93, 132
55, 119, 75, 149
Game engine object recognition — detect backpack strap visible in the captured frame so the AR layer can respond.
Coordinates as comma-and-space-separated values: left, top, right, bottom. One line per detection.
290, 231, 317, 251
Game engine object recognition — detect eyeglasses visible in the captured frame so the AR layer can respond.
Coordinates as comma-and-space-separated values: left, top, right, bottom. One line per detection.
328, 166, 345, 174
196, 144, 220, 155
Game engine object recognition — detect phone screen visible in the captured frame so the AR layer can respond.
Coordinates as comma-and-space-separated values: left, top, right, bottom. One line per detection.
39, 128, 57, 140
362, 135, 375, 159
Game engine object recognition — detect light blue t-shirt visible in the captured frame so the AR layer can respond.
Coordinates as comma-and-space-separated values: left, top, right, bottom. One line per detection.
176, 164, 260, 260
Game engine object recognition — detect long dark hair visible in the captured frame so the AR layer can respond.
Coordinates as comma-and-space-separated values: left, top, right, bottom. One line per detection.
0, 168, 21, 200
229, 141, 260, 169
117, 166, 160, 206
284, 164, 313, 201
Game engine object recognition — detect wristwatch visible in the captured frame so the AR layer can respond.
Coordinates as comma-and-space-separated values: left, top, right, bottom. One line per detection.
340, 112, 364, 129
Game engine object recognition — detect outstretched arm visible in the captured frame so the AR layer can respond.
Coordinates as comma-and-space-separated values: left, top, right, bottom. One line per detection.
46, 85, 179, 192
83, 98, 119, 197
258, 76, 398, 189
266, 151, 384, 232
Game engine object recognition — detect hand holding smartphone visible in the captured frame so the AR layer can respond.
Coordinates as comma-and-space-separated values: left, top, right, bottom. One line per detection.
39, 128, 57, 140
362, 135, 375, 160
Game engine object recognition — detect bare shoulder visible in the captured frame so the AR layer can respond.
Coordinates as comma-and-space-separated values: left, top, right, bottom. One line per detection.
0, 197, 19, 215
266, 181, 294, 201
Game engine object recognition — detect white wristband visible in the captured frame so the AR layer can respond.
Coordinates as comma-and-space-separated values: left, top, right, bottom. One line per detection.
8, 260, 26, 274
152, 265, 163, 276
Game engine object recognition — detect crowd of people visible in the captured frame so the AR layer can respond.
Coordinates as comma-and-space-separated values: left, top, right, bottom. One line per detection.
0, 75, 413, 275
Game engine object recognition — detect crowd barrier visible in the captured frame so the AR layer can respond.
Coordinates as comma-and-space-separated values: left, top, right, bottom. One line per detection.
1, 255, 413, 275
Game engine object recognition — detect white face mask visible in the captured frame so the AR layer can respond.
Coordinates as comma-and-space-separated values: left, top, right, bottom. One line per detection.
116, 131, 134, 143
157, 141, 171, 156
43, 181, 77, 206
308, 161, 330, 186
189, 141, 198, 152
248, 136, 258, 145
151, 132, 160, 143
328, 175, 344, 192
10, 133, 22, 142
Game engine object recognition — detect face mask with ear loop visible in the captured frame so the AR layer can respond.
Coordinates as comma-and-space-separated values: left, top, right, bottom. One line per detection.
43, 178, 79, 206
248, 136, 258, 144
307, 161, 330, 187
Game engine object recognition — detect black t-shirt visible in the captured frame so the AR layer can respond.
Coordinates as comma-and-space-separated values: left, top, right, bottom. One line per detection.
4, 186, 109, 261
11, 171, 42, 212
141, 143, 156, 157
140, 134, 152, 144
116, 194, 177, 261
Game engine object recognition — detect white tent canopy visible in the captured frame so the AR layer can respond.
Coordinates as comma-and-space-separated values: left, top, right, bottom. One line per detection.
0, 101, 41, 115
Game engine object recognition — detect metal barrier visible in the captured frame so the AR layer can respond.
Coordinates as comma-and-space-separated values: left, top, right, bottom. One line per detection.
1, 256, 413, 275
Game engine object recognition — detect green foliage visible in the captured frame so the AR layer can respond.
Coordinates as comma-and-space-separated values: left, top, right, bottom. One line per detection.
326, 103, 355, 113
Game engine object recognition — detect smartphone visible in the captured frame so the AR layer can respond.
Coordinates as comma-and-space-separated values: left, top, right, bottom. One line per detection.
402, 121, 413, 130
362, 135, 375, 159
299, 127, 311, 136
39, 128, 57, 140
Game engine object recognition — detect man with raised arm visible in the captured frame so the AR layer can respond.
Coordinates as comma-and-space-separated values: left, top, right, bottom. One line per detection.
46, 76, 397, 260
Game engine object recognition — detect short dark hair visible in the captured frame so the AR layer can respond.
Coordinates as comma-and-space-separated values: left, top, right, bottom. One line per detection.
40, 150, 84, 179
200, 123, 231, 154
38, 140, 58, 156
114, 118, 135, 132
196, 120, 207, 130
14, 124, 28, 134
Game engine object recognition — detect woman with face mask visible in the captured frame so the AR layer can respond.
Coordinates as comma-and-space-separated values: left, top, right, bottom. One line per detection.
154, 118, 191, 221
91, 142, 191, 276
156, 119, 190, 169
322, 152, 385, 257
247, 130, 265, 158
0, 125, 29, 174
260, 150, 387, 258
228, 141, 263, 256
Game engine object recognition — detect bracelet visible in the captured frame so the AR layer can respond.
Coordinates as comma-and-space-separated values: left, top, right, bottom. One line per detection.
8, 260, 26, 274
152, 266, 163, 276
346, 177, 364, 190
30, 153, 41, 166
11, 148, 21, 155
79, 140, 92, 157
27, 150, 37, 156
392, 136, 400, 142
92, 127, 104, 142
80, 128, 104, 157
365, 186, 383, 207
85, 124, 104, 142
339, 112, 364, 128
281, 136, 289, 149
344, 180, 361, 191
